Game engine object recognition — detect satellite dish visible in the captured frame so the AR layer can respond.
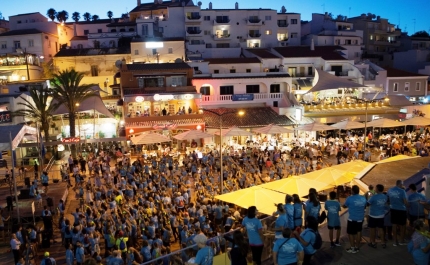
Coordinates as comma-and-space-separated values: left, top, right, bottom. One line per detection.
115, 60, 122, 69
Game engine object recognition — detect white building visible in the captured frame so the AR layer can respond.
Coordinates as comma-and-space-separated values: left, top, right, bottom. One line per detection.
301, 13, 363, 62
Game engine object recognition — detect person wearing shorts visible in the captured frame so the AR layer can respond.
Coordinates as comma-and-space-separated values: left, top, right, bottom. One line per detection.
325, 191, 341, 247
367, 184, 388, 248
407, 183, 425, 227
343, 185, 366, 254
387, 180, 408, 246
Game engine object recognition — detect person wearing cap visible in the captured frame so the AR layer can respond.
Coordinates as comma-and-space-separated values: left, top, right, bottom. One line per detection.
188, 234, 214, 265
108, 250, 124, 265
40, 252, 56, 265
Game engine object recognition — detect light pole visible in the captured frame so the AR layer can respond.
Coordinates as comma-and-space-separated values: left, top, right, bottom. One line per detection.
363, 100, 369, 152
203, 108, 244, 194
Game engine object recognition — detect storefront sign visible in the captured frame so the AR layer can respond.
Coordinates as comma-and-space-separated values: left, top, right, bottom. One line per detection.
232, 94, 254, 101
154, 94, 174, 101
62, 137, 80, 143
0, 111, 12, 123
135, 96, 144, 102
125, 93, 201, 102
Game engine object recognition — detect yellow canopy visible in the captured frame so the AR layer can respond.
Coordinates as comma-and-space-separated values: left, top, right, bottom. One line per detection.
332, 160, 374, 176
376, 155, 418, 164
214, 186, 285, 215
259, 176, 329, 198
302, 167, 356, 188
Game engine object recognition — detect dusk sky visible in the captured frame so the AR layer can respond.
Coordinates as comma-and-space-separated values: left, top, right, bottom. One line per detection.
2, 0, 429, 35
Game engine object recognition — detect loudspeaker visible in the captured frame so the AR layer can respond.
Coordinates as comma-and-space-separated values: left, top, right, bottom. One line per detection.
24, 177, 31, 187
46, 197, 54, 207
18, 189, 30, 199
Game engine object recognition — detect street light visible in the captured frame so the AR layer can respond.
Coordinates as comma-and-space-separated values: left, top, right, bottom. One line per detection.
203, 108, 245, 194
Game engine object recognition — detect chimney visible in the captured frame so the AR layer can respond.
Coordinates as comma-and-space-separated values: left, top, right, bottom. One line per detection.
235, 2, 238, 9
311, 39, 315, 51
209, 2, 212, 9
137, 0, 141, 5
73, 23, 77, 36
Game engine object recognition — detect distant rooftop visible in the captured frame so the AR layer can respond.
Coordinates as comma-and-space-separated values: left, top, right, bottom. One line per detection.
246, 49, 280, 59
54, 47, 130, 57
205, 57, 261, 64
130, 0, 193, 12
131, 37, 184, 42
384, 67, 428, 78
10, 12, 40, 17
273, 45, 347, 60
0, 28, 45, 36
125, 62, 191, 71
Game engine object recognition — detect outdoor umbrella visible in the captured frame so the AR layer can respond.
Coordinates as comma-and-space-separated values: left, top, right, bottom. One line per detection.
173, 130, 213, 141
401, 116, 430, 126
259, 176, 329, 198
302, 167, 356, 188
331, 120, 365, 130
296, 122, 336, 131
214, 126, 253, 137
253, 124, 294, 134
131, 132, 171, 145
366, 118, 401, 128
214, 186, 285, 215
376, 154, 418, 164
331, 160, 375, 180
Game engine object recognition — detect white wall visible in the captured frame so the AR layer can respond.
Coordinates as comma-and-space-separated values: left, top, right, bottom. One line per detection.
131, 40, 185, 63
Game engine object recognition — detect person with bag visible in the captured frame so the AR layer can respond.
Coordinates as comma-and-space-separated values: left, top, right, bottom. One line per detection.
40, 252, 56, 265
293, 216, 320, 265
224, 230, 249, 265
116, 231, 129, 260
273, 228, 304, 265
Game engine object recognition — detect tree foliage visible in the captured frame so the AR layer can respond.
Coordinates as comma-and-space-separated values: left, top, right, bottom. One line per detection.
83, 12, 91, 21
46, 8, 57, 21
107, 11, 113, 19
72, 12, 80, 22
56, 10, 69, 23
92, 15, 100, 21
411, 31, 430, 38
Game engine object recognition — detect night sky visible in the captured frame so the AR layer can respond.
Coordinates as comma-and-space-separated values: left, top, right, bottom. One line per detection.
2, 0, 429, 35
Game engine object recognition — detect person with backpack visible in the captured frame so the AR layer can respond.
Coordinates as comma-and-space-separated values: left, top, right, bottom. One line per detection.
343, 185, 367, 253
273, 228, 304, 265
40, 252, 56, 265
325, 191, 341, 248
293, 216, 321, 265
116, 231, 129, 260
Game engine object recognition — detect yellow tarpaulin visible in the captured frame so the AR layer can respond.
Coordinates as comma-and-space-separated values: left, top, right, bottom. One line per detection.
215, 186, 285, 215
331, 160, 374, 177
259, 176, 329, 198
376, 155, 418, 164
301, 167, 356, 188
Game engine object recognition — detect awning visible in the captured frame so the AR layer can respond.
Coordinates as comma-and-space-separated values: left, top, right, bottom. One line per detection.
259, 176, 329, 198
0, 124, 37, 151
52, 91, 114, 118
306, 68, 364, 93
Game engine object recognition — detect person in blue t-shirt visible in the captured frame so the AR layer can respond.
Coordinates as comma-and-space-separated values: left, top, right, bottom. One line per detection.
190, 234, 214, 265
242, 206, 263, 265
410, 219, 430, 265
273, 228, 304, 265
367, 184, 388, 248
343, 185, 366, 253
305, 193, 320, 220
325, 191, 341, 248
387, 180, 408, 246
293, 216, 318, 265
272, 204, 288, 239
292, 194, 303, 228
284, 195, 295, 230
408, 183, 426, 226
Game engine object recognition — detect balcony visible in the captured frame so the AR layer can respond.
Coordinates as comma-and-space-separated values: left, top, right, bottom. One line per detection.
186, 15, 202, 23
247, 18, 262, 25
213, 34, 231, 40
214, 18, 230, 25
123, 86, 197, 95
88, 32, 137, 39
373, 40, 400, 46
201, 92, 283, 103
186, 29, 202, 36
248, 33, 261, 38
277, 22, 289, 27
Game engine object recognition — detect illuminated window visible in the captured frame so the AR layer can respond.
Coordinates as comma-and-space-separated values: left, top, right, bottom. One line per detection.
404, 82, 410, 91
393, 82, 398, 92
416, 82, 421, 91
265, 30, 272, 35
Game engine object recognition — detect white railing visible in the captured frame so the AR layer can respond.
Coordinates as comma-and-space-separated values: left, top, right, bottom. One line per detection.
87, 32, 137, 38
201, 93, 283, 102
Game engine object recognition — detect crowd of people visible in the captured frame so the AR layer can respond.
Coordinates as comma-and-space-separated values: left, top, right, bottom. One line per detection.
5, 125, 430, 265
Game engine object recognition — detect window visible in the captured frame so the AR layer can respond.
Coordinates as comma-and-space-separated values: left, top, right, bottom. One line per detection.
246, 69, 251, 73
308, 67, 313, 76
416, 82, 421, 91
265, 30, 272, 35
97, 29, 102, 33
248, 16, 260, 23
215, 16, 229, 23
216, 43, 230, 48
370, 35, 374, 40
206, 43, 212, 48
277, 20, 288, 27
77, 44, 83, 49
393, 82, 398, 92
144, 77, 164, 87
152, 49, 157, 55
290, 33, 298, 38
168, 47, 173, 54
14, 41, 21, 49
265, 16, 271, 20
204, 16, 211, 21
246, 85, 260, 94
0, 41, 6, 49
214, 70, 219, 74
204, 30, 211, 35
134, 50, 139, 55
291, 19, 298, 24
141, 24, 149, 36
200, 86, 210, 95
84, 30, 89, 35
404, 82, 410, 91
138, 78, 144, 88
171, 76, 183, 86
220, 85, 234, 95
270, 84, 280, 93
230, 69, 236, 73
28, 39, 34, 47
91, 65, 99, 77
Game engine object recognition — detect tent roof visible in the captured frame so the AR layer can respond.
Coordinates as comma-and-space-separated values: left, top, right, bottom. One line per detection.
306, 69, 364, 93
52, 92, 114, 118
331, 120, 365, 130
0, 124, 37, 151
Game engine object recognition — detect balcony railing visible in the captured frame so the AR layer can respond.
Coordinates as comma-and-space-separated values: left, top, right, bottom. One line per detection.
125, 113, 204, 125
248, 33, 261, 38
88, 32, 137, 38
277, 22, 289, 27
123, 86, 196, 95
186, 30, 202, 35
247, 18, 262, 25
213, 34, 231, 40
186, 15, 201, 20
201, 92, 283, 102
214, 18, 230, 24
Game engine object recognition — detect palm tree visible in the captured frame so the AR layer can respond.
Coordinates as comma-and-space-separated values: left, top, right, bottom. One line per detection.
14, 86, 58, 141
83, 12, 91, 21
56, 10, 69, 23
46, 8, 57, 21
50, 69, 97, 140
107, 11, 113, 19
72, 12, 80, 22
92, 15, 100, 21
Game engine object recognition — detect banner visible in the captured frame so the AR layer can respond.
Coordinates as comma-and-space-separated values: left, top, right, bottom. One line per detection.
232, 94, 254, 101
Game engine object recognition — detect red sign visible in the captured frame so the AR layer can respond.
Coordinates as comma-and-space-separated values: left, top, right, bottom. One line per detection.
62, 137, 80, 143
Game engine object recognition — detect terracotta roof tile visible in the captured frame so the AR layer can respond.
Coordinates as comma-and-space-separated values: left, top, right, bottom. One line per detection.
204, 107, 293, 128
0, 28, 43, 36
384, 67, 428, 77
205, 57, 261, 64
274, 45, 347, 60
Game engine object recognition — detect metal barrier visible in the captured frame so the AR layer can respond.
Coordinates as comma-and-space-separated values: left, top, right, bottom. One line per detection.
139, 215, 276, 265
